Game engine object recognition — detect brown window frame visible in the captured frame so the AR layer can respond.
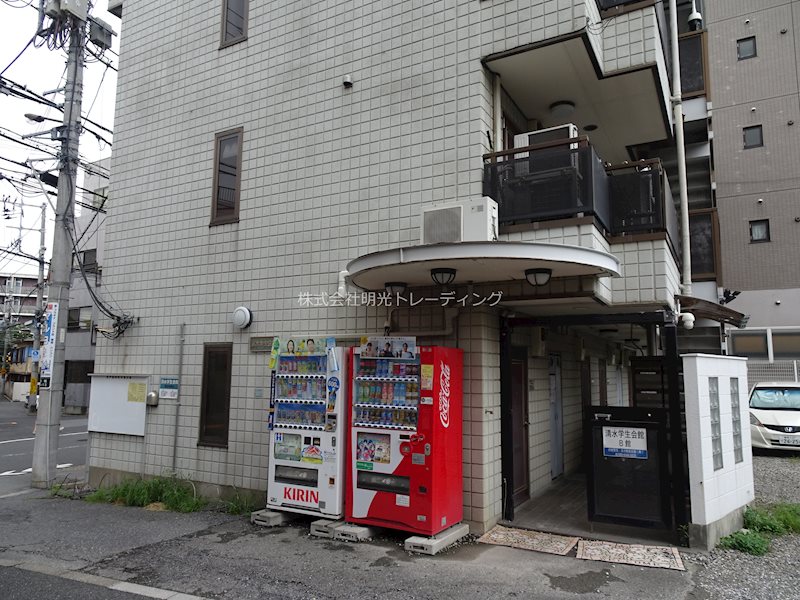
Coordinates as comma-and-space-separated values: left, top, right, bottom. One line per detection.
689, 208, 721, 282
736, 36, 757, 61
220, 0, 249, 49
199, 343, 233, 448
679, 30, 709, 100
211, 127, 243, 226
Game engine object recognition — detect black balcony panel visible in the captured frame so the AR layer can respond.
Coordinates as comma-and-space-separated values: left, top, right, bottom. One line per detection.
483, 144, 611, 230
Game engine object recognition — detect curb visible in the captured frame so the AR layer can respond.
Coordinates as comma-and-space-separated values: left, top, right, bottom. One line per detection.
0, 558, 209, 599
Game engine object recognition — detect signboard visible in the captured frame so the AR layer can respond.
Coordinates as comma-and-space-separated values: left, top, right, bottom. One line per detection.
360, 336, 417, 359
39, 302, 59, 379
602, 426, 648, 459
158, 376, 180, 399
249, 336, 274, 353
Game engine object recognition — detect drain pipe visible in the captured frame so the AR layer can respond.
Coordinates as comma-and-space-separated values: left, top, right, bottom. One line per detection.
171, 322, 185, 473
669, 0, 693, 297
493, 74, 503, 152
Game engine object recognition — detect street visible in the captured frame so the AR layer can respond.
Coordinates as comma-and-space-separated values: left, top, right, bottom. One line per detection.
0, 399, 88, 498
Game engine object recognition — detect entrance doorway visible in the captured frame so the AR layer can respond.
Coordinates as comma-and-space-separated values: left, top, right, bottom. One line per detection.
510, 347, 530, 506
549, 354, 563, 479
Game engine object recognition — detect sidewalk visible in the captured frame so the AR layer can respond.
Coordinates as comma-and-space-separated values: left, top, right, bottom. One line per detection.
0, 491, 699, 600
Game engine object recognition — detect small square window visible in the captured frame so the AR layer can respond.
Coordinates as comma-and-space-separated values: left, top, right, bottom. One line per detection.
749, 219, 770, 243
737, 37, 757, 60
743, 125, 763, 149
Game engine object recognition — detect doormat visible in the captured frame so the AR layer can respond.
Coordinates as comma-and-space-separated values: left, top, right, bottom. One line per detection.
575, 540, 685, 571
478, 525, 579, 556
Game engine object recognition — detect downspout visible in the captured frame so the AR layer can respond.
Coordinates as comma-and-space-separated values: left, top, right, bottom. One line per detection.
171, 322, 185, 473
669, 0, 693, 297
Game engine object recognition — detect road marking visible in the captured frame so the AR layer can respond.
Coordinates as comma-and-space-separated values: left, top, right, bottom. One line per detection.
0, 489, 36, 499
0, 463, 77, 477
0, 431, 88, 445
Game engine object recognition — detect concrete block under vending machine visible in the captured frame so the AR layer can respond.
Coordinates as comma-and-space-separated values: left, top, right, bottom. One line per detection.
333, 523, 375, 542
310, 519, 345, 538
250, 509, 294, 527
404, 523, 470, 555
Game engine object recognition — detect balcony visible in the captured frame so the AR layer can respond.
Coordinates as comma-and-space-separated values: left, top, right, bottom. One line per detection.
483, 138, 680, 262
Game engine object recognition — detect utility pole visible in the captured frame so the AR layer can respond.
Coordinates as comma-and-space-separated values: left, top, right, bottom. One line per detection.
31, 11, 84, 488
30, 203, 46, 402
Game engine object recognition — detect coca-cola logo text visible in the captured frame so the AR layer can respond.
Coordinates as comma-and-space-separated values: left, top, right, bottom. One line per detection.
439, 361, 451, 428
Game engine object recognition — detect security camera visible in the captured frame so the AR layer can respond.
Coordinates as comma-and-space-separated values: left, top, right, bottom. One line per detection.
681, 313, 695, 330
688, 1, 703, 31
342, 74, 353, 88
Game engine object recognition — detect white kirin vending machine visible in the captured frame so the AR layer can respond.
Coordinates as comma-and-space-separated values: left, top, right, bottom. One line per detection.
267, 338, 348, 518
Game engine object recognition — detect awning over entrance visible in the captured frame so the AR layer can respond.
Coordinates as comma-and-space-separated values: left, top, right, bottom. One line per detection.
346, 241, 621, 291
676, 295, 749, 329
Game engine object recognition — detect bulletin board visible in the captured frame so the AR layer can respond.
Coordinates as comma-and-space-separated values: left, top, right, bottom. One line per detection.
88, 374, 149, 436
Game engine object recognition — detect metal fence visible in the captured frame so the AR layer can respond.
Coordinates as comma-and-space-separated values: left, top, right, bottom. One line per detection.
746, 360, 800, 385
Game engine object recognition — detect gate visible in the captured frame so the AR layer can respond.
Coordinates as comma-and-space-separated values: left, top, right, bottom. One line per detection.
586, 406, 672, 529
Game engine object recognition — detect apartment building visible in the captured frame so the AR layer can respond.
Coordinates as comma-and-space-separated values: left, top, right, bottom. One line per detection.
704, 2, 800, 374
90, 0, 751, 541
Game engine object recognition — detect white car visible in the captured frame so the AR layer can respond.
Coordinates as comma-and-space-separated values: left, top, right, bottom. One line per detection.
750, 382, 800, 451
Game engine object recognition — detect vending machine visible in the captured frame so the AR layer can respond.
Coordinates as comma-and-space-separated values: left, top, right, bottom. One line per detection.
267, 339, 348, 518
346, 339, 463, 536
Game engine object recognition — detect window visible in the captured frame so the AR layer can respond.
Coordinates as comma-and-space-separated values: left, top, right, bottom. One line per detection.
220, 0, 248, 48
743, 125, 763, 149
730, 332, 768, 359
199, 343, 233, 447
67, 307, 93, 330
749, 219, 770, 243
773, 332, 800, 359
211, 128, 243, 225
737, 36, 757, 60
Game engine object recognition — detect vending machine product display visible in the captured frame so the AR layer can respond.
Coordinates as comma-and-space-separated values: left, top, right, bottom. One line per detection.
267, 340, 348, 517
346, 340, 463, 536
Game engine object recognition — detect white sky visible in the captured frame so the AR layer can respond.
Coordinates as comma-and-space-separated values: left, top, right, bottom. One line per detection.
0, 0, 120, 278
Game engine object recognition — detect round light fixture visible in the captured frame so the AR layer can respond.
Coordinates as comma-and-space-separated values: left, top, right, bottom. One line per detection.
385, 282, 407, 295
232, 306, 252, 329
525, 268, 552, 286
549, 101, 575, 120
583, 124, 598, 132
431, 268, 457, 286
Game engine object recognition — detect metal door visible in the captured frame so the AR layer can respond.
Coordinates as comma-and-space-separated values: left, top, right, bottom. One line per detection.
586, 406, 672, 528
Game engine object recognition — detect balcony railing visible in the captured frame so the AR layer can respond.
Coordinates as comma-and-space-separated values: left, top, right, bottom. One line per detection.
483, 137, 611, 230
483, 142, 681, 262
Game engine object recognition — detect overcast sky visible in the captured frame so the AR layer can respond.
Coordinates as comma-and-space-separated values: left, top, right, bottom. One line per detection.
0, 0, 120, 278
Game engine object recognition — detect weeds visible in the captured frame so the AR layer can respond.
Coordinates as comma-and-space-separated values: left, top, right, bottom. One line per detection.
225, 490, 256, 515
86, 476, 206, 513
718, 530, 770, 556
720, 503, 800, 555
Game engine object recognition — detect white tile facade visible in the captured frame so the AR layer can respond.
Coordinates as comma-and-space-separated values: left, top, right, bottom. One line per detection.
683, 354, 754, 526
92, 0, 675, 533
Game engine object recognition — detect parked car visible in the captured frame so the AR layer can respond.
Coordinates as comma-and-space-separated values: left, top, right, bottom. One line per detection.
750, 382, 800, 451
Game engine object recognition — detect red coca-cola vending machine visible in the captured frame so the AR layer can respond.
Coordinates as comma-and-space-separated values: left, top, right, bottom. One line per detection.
346, 338, 463, 536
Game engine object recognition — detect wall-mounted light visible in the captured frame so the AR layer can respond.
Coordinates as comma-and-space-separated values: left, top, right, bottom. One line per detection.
343, 74, 353, 88
525, 268, 552, 286
232, 306, 252, 329
431, 268, 457, 286
549, 101, 575, 120
384, 282, 407, 296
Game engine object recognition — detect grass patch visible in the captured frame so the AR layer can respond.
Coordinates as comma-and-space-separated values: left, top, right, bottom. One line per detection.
720, 503, 800, 555
719, 530, 770, 556
224, 490, 256, 516
86, 476, 206, 513
744, 506, 786, 535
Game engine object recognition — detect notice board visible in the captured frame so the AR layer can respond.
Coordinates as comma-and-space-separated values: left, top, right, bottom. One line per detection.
88, 374, 149, 436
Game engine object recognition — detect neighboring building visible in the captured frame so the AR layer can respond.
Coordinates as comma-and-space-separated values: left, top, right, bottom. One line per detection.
63, 159, 110, 414
0, 274, 47, 400
705, 2, 800, 376
90, 0, 750, 541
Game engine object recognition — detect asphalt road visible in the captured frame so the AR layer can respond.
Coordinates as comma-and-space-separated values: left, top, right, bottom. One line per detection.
2, 567, 151, 600
0, 399, 88, 498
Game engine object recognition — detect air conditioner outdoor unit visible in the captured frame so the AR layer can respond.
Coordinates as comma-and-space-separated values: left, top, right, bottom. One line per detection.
513, 123, 580, 171
420, 197, 499, 245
